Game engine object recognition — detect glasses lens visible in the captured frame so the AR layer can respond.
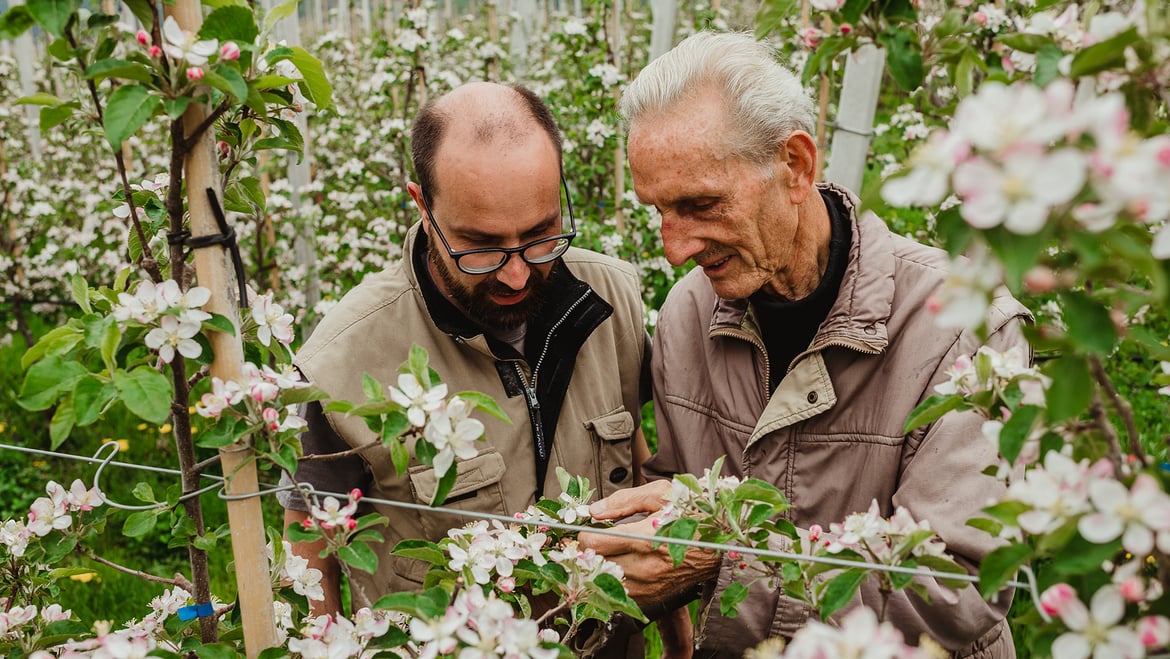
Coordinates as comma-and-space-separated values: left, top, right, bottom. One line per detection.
457, 251, 508, 274
523, 236, 572, 264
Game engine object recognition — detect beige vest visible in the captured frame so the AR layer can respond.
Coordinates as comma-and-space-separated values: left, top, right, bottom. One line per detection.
295, 224, 646, 603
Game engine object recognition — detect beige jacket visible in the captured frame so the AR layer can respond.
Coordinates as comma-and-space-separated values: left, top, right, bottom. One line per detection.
645, 185, 1030, 658
296, 224, 647, 601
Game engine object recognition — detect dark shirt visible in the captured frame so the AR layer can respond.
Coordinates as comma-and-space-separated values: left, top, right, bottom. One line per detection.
749, 189, 852, 392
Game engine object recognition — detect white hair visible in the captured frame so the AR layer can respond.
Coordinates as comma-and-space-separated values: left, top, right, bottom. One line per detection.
621, 31, 816, 166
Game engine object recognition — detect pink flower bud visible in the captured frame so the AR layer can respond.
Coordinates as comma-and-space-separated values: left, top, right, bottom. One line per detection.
186, 66, 204, 81
651, 517, 663, 529
808, 524, 823, 543
216, 141, 230, 159
838, 23, 852, 35
1022, 266, 1056, 294
498, 577, 516, 593
301, 518, 314, 529
1138, 616, 1170, 649
801, 27, 822, 49
1039, 583, 1077, 617
148, 45, 162, 58
349, 488, 363, 502
728, 550, 741, 560
973, 11, 988, 27
1119, 577, 1146, 603
346, 518, 357, 530
219, 41, 240, 61
136, 30, 149, 45
262, 407, 279, 430
291, 102, 304, 113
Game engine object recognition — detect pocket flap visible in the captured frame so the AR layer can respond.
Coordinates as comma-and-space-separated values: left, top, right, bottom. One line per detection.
408, 448, 506, 505
586, 409, 634, 441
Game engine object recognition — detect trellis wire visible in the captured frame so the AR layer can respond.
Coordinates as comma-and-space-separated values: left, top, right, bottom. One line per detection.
0, 441, 1047, 619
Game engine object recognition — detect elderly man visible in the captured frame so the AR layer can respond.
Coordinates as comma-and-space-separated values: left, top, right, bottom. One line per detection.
279, 83, 650, 656
582, 32, 1028, 658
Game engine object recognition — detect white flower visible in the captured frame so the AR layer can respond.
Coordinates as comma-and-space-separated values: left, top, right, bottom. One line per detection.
251, 293, 294, 346
162, 16, 218, 66
388, 373, 448, 427
1078, 473, 1170, 556
282, 550, 325, 601
144, 315, 203, 363
929, 245, 1003, 329
882, 130, 970, 208
425, 397, 484, 478
1051, 585, 1144, 659
954, 147, 1087, 234
809, 0, 845, 9
562, 18, 588, 35
310, 495, 358, 530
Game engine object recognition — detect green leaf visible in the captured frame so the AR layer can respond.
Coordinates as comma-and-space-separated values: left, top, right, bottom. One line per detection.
103, 84, 162, 150
50, 397, 76, 449
23, 323, 85, 369
382, 410, 411, 444
263, 0, 299, 32
100, 321, 121, 374
966, 517, 1003, 537
592, 572, 647, 621
720, 581, 749, 618
984, 226, 1048, 289
280, 385, 328, 406
391, 539, 446, 565
202, 313, 238, 336
27, 0, 78, 38
1060, 290, 1117, 355
163, 96, 193, 120
664, 518, 697, 566
819, 569, 867, 618
132, 482, 157, 503
0, 5, 35, 39
337, 542, 379, 574
40, 104, 75, 131
978, 543, 1031, 598
113, 366, 174, 425
914, 554, 971, 589
84, 58, 154, 84
69, 274, 92, 313
273, 443, 298, 473
431, 467, 457, 507
197, 416, 242, 448
269, 46, 333, 111
123, 509, 161, 537
120, 0, 153, 28
204, 65, 248, 104
1044, 355, 1092, 423
1033, 44, 1065, 87
408, 344, 430, 386
74, 376, 114, 426
373, 589, 446, 619
199, 5, 258, 44
19, 355, 88, 411
390, 437, 409, 474
18, 92, 65, 107
1052, 534, 1122, 575
451, 390, 511, 423
754, 0, 798, 39
998, 405, 1040, 464
903, 394, 964, 433
877, 27, 924, 92
996, 33, 1056, 54
840, 0, 870, 25
195, 644, 240, 659
361, 373, 383, 400
1068, 27, 1139, 78
732, 480, 788, 509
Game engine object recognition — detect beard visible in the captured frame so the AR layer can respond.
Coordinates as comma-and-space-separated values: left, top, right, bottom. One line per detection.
429, 239, 550, 331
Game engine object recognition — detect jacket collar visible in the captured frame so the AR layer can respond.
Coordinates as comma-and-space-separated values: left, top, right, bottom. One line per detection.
708, 183, 893, 356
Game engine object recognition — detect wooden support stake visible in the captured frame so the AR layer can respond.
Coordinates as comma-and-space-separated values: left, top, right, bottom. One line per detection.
170, 1, 278, 655
823, 43, 886, 193
814, 15, 831, 181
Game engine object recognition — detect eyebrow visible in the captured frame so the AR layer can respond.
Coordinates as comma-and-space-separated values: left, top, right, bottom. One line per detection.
450, 214, 560, 244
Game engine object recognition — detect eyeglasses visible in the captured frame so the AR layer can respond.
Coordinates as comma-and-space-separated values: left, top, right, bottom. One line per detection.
421, 177, 578, 275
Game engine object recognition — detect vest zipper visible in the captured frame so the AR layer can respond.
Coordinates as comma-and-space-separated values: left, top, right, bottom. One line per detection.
513, 289, 593, 464
786, 337, 882, 374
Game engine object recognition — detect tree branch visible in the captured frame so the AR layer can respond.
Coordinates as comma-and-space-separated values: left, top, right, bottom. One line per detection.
83, 549, 194, 590
1089, 392, 1126, 476
1089, 355, 1149, 467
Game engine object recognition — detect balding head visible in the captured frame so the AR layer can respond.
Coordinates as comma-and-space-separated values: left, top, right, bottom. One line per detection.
411, 83, 563, 206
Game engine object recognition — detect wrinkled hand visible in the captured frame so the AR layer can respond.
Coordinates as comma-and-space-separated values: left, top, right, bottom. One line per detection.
581, 481, 721, 608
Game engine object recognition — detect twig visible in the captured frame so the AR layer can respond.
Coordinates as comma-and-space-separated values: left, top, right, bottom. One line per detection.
535, 601, 571, 626
192, 453, 222, 474
83, 549, 192, 588
180, 98, 233, 154
298, 439, 400, 461
188, 365, 210, 389
1089, 392, 1126, 476
1089, 355, 1149, 467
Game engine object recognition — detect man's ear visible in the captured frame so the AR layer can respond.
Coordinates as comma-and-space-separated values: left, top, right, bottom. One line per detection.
406, 182, 430, 231
776, 131, 818, 203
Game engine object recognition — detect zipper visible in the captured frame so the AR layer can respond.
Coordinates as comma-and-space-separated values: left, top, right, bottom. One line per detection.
711, 326, 772, 402
513, 289, 593, 463
787, 337, 882, 375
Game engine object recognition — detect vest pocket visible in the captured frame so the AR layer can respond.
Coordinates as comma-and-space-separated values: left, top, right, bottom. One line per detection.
585, 408, 635, 497
407, 448, 508, 541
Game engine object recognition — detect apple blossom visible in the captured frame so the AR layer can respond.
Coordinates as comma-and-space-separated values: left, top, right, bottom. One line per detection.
423, 396, 483, 478
251, 293, 295, 346
1050, 585, 1144, 659
1078, 473, 1170, 556
135, 29, 149, 45
162, 16, 218, 66
144, 315, 202, 363
387, 372, 447, 427
219, 41, 240, 61
186, 66, 204, 81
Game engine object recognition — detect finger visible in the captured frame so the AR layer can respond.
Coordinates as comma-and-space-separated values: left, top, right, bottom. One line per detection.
578, 527, 655, 556
589, 480, 671, 519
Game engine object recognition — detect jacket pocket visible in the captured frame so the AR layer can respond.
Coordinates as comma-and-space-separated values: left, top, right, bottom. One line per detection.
586, 408, 635, 497
408, 448, 508, 541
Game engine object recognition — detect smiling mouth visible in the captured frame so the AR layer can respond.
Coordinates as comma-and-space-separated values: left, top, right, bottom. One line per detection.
491, 290, 528, 305
701, 256, 732, 273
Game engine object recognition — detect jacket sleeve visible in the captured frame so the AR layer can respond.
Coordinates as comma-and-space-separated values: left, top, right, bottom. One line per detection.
854, 299, 1029, 653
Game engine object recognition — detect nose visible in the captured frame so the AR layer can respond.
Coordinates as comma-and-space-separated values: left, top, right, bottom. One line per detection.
660, 213, 704, 267
495, 252, 532, 291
